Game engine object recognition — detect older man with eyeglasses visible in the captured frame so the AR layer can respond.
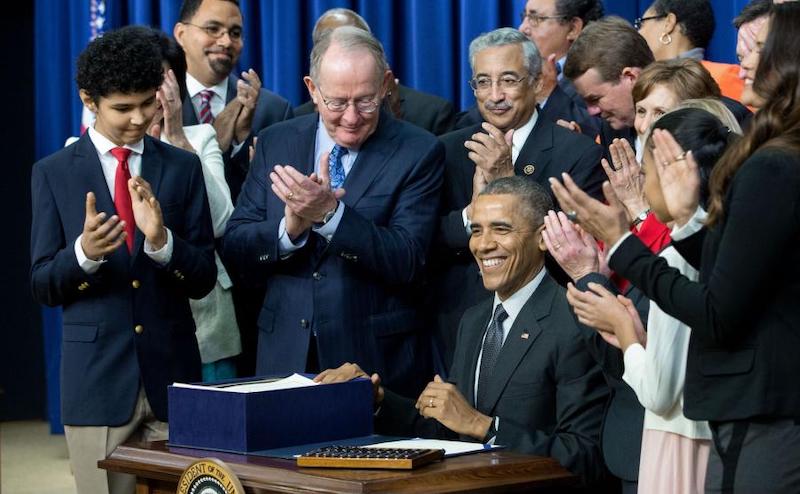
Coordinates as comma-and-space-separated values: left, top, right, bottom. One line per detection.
426, 28, 602, 375
222, 26, 444, 398
453, 0, 602, 138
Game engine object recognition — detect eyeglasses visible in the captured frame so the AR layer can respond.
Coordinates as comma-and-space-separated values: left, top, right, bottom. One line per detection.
634, 14, 667, 30
519, 11, 566, 26
469, 74, 530, 92
317, 87, 380, 113
184, 22, 243, 41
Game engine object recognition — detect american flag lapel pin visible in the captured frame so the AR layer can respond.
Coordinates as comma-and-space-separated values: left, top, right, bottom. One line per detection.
521, 330, 529, 339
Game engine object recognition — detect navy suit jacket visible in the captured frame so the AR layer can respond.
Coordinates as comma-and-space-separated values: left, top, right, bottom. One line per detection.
378, 274, 608, 483
222, 111, 444, 396
182, 74, 294, 201
428, 116, 603, 371
30, 134, 217, 426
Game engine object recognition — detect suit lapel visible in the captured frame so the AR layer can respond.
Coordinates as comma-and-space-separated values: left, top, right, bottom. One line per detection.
225, 75, 237, 104
74, 134, 115, 216
515, 115, 554, 183
182, 94, 199, 125
291, 117, 318, 176
341, 110, 401, 206
459, 299, 495, 408
480, 275, 557, 413
132, 137, 163, 263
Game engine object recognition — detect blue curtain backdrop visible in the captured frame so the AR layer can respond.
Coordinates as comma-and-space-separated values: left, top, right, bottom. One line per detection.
34, 0, 751, 432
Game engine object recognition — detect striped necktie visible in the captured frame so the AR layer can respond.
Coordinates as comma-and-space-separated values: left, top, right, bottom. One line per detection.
198, 89, 215, 124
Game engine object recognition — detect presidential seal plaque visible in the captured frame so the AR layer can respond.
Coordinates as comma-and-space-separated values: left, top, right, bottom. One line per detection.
177, 458, 244, 494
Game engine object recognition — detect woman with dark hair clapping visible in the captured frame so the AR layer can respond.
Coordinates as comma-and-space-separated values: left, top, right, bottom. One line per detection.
550, 3, 800, 491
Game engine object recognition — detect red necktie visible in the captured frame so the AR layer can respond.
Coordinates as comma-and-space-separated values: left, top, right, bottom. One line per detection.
199, 89, 215, 124
110, 147, 135, 253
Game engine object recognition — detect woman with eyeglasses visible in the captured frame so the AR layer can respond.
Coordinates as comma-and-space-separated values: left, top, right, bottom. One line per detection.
635, 0, 745, 102
551, 3, 800, 490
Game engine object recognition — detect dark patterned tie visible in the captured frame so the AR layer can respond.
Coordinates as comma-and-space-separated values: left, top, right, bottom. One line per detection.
198, 89, 215, 124
476, 304, 508, 415
328, 144, 348, 189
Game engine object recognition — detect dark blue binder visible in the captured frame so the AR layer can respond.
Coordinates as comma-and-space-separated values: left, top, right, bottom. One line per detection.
167, 374, 374, 453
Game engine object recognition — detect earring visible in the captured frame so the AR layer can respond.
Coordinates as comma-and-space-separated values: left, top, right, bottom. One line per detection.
659, 32, 672, 45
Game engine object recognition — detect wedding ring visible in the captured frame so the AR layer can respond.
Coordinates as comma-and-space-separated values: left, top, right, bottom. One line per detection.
674, 152, 687, 162
553, 243, 562, 250
287, 191, 294, 200
566, 210, 578, 223
429, 398, 434, 408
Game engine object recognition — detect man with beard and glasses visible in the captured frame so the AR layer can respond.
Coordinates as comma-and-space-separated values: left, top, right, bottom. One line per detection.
173, 0, 293, 202
428, 28, 602, 373
174, 0, 293, 377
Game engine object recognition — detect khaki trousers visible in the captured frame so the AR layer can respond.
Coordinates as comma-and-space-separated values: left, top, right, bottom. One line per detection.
64, 388, 167, 494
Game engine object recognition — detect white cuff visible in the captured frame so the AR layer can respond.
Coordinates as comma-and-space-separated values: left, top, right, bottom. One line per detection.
671, 207, 707, 241
144, 228, 173, 265
74, 235, 105, 274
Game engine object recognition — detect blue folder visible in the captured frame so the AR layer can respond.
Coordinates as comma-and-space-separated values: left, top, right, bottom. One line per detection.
168, 374, 374, 453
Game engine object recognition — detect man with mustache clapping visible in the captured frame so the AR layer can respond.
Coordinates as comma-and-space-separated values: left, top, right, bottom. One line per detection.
426, 28, 603, 373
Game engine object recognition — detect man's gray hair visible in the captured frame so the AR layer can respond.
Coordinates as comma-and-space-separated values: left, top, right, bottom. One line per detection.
468, 28, 543, 80
480, 177, 553, 226
310, 26, 388, 84
312, 8, 371, 45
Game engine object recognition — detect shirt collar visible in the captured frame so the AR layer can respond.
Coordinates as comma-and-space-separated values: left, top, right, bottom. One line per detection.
186, 72, 228, 101
87, 126, 144, 156
492, 266, 547, 324
555, 55, 567, 80
678, 47, 705, 61
315, 115, 364, 152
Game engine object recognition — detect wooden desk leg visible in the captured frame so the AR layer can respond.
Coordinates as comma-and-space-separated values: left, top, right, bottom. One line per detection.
135, 478, 151, 494
136, 478, 177, 494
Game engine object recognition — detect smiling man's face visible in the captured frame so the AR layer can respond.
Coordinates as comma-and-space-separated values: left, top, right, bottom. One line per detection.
469, 194, 545, 300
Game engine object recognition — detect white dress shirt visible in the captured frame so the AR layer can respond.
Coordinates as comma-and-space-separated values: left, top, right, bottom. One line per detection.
185, 73, 246, 156
74, 127, 173, 273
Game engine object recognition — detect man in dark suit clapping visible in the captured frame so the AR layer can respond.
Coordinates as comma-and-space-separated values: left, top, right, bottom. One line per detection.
430, 28, 603, 372
222, 26, 444, 398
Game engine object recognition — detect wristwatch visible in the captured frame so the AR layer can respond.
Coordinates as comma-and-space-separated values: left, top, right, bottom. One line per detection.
317, 202, 339, 226
631, 208, 650, 227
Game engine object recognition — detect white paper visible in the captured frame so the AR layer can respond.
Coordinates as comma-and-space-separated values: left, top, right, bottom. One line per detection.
364, 438, 499, 457
172, 373, 319, 393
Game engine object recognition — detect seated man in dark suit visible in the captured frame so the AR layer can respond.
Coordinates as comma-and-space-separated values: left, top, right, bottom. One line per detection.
318, 177, 608, 483
294, 8, 455, 135
222, 26, 444, 398
430, 28, 602, 371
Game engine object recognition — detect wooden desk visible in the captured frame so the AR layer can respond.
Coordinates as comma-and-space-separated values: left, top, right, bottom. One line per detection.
98, 440, 577, 493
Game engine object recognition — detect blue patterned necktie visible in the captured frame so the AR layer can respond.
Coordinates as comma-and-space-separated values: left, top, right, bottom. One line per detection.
476, 304, 508, 415
328, 144, 348, 189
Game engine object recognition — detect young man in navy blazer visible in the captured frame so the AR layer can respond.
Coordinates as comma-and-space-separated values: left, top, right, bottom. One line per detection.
30, 27, 216, 494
